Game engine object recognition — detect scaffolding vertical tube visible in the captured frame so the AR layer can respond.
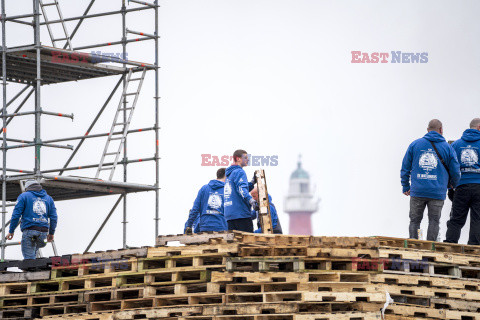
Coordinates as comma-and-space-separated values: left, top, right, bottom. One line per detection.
1, 0, 7, 261
154, 0, 159, 238
34, 0, 41, 176
121, 0, 127, 249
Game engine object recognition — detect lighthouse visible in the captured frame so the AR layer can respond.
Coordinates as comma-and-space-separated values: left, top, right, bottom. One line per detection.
284, 156, 319, 235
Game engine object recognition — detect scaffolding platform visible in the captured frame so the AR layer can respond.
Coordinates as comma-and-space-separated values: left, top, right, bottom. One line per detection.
0, 45, 155, 85
0, 174, 156, 202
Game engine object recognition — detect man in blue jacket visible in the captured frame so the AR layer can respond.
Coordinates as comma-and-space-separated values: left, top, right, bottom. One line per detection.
224, 149, 258, 232
445, 118, 480, 245
6, 180, 58, 259
401, 119, 461, 241
250, 187, 283, 234
184, 168, 227, 233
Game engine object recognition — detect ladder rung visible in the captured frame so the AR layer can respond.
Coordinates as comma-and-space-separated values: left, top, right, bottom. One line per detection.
99, 166, 113, 170
123, 93, 137, 96
105, 152, 118, 156
119, 107, 133, 111
114, 122, 126, 126
109, 137, 124, 141
41, 2, 57, 7
53, 37, 68, 41
129, 78, 143, 81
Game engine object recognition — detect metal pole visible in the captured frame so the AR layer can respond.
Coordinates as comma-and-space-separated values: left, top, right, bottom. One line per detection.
40, 7, 153, 25
34, 0, 41, 177
59, 75, 124, 175
63, 0, 96, 49
1, 0, 7, 261
121, 0, 127, 249
84, 195, 124, 253
2, 85, 29, 112
154, 0, 160, 238
5, 89, 34, 127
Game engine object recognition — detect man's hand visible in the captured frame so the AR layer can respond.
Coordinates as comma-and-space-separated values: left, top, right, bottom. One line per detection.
6, 233, 13, 240
47, 234, 54, 242
403, 190, 410, 196
249, 198, 259, 211
448, 189, 455, 201
185, 227, 193, 235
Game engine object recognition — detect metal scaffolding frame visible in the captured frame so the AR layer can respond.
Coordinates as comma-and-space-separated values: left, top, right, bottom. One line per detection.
0, 0, 160, 260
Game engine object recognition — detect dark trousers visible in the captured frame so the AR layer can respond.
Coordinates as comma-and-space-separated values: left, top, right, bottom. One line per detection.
227, 218, 254, 233
409, 196, 444, 241
445, 184, 480, 245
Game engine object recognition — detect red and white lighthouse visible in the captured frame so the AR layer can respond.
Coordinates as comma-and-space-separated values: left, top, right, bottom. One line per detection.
284, 156, 319, 235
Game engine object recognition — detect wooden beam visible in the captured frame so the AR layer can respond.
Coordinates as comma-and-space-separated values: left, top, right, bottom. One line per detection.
255, 169, 273, 234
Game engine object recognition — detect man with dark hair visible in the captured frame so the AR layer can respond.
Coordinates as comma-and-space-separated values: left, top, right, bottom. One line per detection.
250, 187, 283, 234
445, 118, 480, 245
184, 168, 227, 233
401, 119, 461, 241
224, 149, 257, 232
6, 180, 58, 259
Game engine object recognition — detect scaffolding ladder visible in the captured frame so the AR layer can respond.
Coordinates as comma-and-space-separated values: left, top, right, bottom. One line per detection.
96, 68, 147, 180
39, 0, 73, 50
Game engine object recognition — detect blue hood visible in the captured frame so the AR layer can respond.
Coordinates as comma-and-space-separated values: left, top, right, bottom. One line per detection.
423, 131, 445, 143
208, 179, 224, 190
226, 165, 241, 177
28, 189, 47, 197
461, 129, 480, 142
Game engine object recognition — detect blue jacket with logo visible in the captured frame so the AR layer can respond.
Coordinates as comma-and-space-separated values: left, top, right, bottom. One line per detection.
252, 194, 282, 234
9, 189, 58, 234
452, 129, 480, 186
401, 131, 461, 200
185, 180, 227, 232
224, 165, 253, 221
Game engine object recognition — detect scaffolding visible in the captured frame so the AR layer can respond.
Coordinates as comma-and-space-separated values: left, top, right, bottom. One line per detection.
0, 0, 160, 260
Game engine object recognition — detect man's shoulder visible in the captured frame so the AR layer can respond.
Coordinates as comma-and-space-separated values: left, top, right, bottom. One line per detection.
408, 137, 427, 150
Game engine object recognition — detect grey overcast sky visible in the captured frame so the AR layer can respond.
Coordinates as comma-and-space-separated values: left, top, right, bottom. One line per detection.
2, 0, 480, 259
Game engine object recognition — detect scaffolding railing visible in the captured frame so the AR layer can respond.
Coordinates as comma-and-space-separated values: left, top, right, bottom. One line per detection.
0, 0, 160, 260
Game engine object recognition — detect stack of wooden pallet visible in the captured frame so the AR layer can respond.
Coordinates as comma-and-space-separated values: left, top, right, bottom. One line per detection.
1, 232, 480, 320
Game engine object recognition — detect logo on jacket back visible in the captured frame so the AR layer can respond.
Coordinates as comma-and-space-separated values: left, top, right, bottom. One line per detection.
206, 193, 222, 214
461, 148, 478, 166
419, 151, 438, 170
33, 198, 48, 223
417, 151, 438, 181
33, 199, 46, 215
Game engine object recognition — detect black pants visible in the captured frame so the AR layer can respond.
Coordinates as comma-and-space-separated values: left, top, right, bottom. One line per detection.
227, 218, 254, 233
445, 184, 480, 245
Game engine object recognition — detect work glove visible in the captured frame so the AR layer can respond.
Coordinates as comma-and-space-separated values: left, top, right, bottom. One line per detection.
448, 189, 455, 202
249, 198, 259, 211
185, 227, 193, 235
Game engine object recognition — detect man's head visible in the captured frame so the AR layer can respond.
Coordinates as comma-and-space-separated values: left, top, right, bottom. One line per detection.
470, 118, 480, 130
216, 168, 226, 182
427, 119, 443, 135
24, 180, 42, 191
250, 186, 259, 202
233, 149, 249, 167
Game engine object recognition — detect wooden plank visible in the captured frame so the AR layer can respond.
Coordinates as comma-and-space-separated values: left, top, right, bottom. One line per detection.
0, 271, 50, 283
155, 232, 237, 246
255, 169, 273, 234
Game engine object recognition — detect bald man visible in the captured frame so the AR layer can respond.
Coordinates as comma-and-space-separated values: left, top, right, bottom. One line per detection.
401, 119, 460, 241
445, 118, 480, 245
